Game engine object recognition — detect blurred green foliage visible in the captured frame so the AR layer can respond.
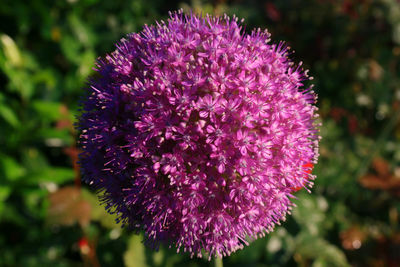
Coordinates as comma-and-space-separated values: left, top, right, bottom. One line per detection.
1, 0, 400, 266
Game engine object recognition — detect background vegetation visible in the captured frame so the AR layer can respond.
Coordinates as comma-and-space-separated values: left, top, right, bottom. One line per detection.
1, 0, 400, 266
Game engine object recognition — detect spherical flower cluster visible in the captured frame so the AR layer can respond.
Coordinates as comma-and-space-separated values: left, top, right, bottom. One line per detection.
78, 10, 320, 258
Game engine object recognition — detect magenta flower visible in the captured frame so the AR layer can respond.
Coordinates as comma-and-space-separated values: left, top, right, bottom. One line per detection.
78, 10, 320, 259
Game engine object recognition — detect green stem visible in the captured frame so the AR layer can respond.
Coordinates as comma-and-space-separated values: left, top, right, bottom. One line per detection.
214, 257, 223, 267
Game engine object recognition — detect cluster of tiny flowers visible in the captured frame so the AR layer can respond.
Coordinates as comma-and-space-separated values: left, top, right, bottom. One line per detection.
78, 10, 320, 259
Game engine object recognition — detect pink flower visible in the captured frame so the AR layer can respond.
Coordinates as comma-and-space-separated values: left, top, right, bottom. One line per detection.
78, 10, 320, 259
197, 95, 224, 122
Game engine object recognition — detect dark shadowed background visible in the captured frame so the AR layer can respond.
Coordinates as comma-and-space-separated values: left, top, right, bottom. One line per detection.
1, 0, 400, 266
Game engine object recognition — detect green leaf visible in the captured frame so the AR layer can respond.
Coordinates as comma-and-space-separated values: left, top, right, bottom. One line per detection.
81, 188, 119, 229
32, 68, 57, 89
68, 14, 96, 48
0, 155, 26, 181
292, 193, 328, 236
32, 101, 62, 121
0, 186, 11, 202
295, 234, 350, 267
77, 50, 95, 79
21, 148, 49, 173
124, 235, 148, 267
27, 167, 74, 185
312, 257, 333, 267
0, 186, 11, 216
60, 34, 81, 64
0, 104, 19, 127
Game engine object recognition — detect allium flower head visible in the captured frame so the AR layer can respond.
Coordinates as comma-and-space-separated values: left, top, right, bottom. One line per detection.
78, 10, 320, 258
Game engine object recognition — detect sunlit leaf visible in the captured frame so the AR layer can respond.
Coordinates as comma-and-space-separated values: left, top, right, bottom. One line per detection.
81, 188, 119, 229
124, 234, 148, 267
0, 34, 22, 67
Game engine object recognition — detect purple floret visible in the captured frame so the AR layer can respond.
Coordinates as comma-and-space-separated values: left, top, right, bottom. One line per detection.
78, 10, 320, 258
